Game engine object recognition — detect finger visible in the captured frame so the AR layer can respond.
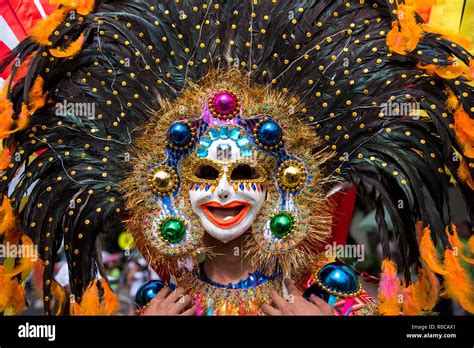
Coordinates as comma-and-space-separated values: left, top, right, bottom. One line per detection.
310, 295, 334, 315
181, 306, 197, 316
173, 294, 193, 310
154, 286, 172, 300
167, 287, 186, 303
270, 290, 287, 309
309, 294, 327, 307
284, 278, 301, 296
260, 303, 281, 316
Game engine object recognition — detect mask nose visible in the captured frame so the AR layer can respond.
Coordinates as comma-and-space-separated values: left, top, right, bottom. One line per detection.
216, 174, 233, 202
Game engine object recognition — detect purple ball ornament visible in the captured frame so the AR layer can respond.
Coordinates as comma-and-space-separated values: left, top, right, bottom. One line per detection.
208, 90, 240, 120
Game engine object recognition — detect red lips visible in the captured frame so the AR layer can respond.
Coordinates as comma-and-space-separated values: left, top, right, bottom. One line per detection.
200, 201, 250, 228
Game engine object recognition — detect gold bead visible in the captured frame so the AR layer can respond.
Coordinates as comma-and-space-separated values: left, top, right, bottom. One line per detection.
277, 161, 306, 192
149, 165, 178, 196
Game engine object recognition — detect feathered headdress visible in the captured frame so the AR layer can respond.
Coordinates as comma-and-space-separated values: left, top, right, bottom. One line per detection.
0, 0, 473, 315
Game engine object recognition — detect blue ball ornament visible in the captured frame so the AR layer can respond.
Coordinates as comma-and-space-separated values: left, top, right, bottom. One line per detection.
135, 280, 165, 307
303, 284, 330, 303
168, 122, 192, 148
257, 120, 283, 148
317, 262, 360, 296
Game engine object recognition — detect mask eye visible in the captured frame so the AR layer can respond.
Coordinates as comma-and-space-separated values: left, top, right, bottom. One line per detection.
230, 164, 261, 180
194, 164, 220, 180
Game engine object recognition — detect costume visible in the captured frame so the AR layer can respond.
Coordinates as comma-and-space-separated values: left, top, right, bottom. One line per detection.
0, 0, 473, 316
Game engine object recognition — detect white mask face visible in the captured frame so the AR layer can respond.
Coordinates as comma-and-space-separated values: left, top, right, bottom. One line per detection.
188, 130, 266, 243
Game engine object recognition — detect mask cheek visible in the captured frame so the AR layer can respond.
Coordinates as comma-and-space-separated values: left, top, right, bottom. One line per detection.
189, 187, 212, 214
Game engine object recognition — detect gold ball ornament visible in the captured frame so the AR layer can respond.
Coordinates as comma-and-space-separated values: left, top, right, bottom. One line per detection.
148, 165, 178, 196
277, 160, 307, 192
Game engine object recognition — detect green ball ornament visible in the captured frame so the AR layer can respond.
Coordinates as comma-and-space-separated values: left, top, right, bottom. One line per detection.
160, 218, 186, 244
270, 212, 294, 239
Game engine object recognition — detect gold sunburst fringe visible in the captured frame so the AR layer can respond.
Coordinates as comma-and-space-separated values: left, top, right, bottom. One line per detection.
122, 69, 336, 277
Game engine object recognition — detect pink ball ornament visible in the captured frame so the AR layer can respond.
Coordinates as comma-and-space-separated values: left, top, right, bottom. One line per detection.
209, 90, 240, 119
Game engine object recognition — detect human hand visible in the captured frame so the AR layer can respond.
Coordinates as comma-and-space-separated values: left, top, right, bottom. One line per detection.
142, 286, 196, 316
260, 278, 334, 316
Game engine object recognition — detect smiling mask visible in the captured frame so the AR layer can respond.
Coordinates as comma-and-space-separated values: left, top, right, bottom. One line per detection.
188, 127, 268, 243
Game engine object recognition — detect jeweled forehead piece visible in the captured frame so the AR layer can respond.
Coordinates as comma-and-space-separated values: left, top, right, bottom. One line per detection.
208, 90, 240, 120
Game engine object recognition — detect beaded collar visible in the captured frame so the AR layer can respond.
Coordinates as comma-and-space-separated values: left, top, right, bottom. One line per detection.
196, 264, 277, 290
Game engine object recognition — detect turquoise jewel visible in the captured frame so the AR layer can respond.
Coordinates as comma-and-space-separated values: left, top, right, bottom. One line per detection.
199, 137, 212, 148
196, 148, 208, 158
240, 146, 253, 157
220, 126, 230, 139
230, 128, 241, 140
209, 128, 220, 140
236, 137, 250, 148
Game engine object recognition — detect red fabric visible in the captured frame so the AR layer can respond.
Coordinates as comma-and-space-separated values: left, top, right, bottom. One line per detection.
0, 41, 13, 79
0, 0, 55, 79
328, 186, 356, 246
1, 0, 56, 38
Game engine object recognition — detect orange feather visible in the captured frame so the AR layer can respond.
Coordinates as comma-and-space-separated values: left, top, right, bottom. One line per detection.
468, 235, 474, 254
2, 235, 37, 277
447, 225, 474, 264
401, 284, 422, 315
0, 272, 26, 314
51, 280, 66, 315
27, 76, 47, 113
50, 0, 95, 16
0, 98, 15, 139
28, 8, 69, 45
453, 106, 474, 158
10, 280, 26, 314
377, 259, 402, 315
70, 301, 82, 315
79, 280, 101, 315
0, 145, 13, 171
386, 5, 423, 55
50, 33, 85, 58
99, 279, 119, 315
413, 267, 439, 311
420, 226, 448, 275
458, 160, 474, 190
0, 197, 16, 234
443, 249, 474, 313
